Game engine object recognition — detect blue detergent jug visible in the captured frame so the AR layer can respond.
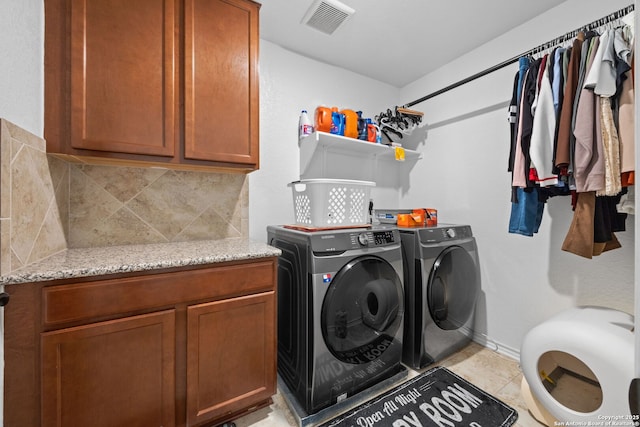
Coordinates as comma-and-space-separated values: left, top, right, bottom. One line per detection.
330, 111, 345, 136
331, 107, 345, 135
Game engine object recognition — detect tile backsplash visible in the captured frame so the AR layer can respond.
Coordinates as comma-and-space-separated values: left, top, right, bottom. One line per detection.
0, 119, 67, 275
67, 164, 247, 248
0, 118, 248, 275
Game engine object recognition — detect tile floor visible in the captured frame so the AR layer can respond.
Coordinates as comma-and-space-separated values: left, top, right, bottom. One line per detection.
232, 342, 543, 426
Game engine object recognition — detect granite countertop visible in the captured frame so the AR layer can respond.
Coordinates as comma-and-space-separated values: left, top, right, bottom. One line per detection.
1, 239, 281, 285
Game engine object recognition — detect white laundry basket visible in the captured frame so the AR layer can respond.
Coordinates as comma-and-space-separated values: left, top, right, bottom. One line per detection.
289, 179, 374, 227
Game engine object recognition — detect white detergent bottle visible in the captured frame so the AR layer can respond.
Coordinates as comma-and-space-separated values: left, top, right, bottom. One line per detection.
298, 110, 313, 142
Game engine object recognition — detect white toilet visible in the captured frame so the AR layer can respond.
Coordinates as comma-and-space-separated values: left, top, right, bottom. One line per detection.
520, 306, 635, 425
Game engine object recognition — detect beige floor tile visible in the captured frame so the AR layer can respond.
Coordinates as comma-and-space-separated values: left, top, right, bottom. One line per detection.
232, 343, 543, 427
234, 394, 298, 427
438, 342, 522, 395
515, 408, 546, 427
495, 373, 528, 410
495, 374, 546, 426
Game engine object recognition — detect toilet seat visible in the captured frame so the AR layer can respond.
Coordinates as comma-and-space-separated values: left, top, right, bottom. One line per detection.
520, 306, 635, 423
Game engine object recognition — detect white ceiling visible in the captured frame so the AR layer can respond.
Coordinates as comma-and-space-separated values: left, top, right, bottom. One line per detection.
259, 0, 568, 87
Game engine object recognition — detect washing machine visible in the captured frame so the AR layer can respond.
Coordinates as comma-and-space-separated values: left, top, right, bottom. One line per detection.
267, 225, 405, 415
399, 224, 480, 369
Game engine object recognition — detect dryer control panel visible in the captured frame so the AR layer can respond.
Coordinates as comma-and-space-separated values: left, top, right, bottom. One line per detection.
310, 226, 399, 252
351, 229, 398, 247
410, 224, 473, 243
372, 229, 397, 245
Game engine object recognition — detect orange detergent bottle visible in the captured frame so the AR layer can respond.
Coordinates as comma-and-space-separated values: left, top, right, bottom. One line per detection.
341, 109, 359, 138
315, 106, 333, 133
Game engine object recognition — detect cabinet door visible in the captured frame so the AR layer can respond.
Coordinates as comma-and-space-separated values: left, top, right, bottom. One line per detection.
70, 0, 177, 156
186, 291, 276, 426
41, 310, 176, 427
184, 0, 260, 167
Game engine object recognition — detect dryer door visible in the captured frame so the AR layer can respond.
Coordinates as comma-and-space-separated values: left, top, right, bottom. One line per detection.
427, 245, 479, 330
321, 255, 403, 365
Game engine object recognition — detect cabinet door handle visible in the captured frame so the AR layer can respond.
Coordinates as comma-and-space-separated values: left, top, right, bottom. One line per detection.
0, 292, 10, 307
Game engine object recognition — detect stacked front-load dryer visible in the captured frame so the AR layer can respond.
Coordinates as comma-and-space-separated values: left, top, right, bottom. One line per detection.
267, 225, 405, 416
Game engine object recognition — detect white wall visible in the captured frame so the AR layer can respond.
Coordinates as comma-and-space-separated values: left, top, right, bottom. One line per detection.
0, 1, 44, 424
0, 0, 43, 136
249, 40, 400, 243
399, 0, 635, 357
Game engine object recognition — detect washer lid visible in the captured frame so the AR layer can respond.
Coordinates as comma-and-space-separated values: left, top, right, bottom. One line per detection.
321, 255, 403, 364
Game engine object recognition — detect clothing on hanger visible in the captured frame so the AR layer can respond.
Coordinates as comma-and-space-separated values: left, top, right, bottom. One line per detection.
506, 16, 635, 257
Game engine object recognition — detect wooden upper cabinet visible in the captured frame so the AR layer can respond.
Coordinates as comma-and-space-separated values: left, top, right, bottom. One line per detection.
45, 0, 260, 171
70, 0, 177, 157
185, 0, 260, 166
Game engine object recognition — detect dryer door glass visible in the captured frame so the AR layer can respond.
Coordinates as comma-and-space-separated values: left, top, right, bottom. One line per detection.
427, 245, 479, 330
321, 255, 403, 364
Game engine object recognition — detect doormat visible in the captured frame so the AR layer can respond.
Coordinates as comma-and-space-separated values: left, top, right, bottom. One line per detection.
318, 366, 518, 427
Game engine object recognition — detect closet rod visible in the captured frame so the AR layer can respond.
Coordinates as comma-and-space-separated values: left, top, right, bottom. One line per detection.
404, 3, 635, 108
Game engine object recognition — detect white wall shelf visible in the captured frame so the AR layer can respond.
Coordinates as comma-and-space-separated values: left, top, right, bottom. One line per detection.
298, 131, 422, 208
299, 131, 422, 180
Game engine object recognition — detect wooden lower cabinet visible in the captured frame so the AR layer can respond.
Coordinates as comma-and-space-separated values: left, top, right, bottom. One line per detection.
41, 310, 177, 427
187, 293, 276, 426
4, 258, 277, 427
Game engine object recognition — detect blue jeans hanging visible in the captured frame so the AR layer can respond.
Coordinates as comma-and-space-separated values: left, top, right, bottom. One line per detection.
509, 187, 544, 236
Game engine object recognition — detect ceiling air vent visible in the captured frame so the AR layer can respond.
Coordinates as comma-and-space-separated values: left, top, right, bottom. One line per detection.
301, 0, 355, 35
